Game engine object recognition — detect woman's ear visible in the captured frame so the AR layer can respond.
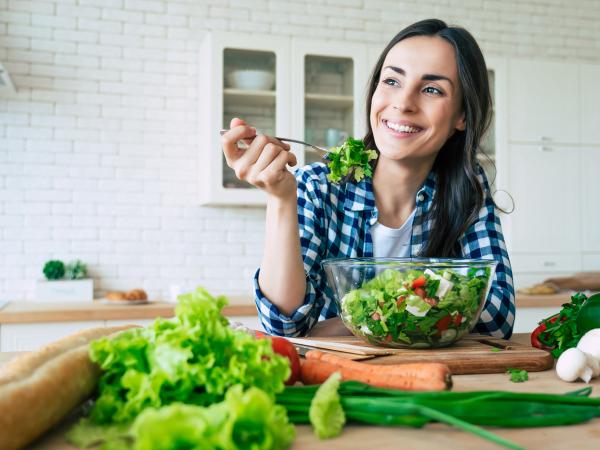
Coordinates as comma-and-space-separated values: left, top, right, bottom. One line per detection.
455, 113, 466, 131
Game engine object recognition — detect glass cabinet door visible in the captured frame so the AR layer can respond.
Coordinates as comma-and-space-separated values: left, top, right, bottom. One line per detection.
221, 48, 277, 189
290, 40, 367, 168
304, 55, 354, 165
200, 32, 290, 206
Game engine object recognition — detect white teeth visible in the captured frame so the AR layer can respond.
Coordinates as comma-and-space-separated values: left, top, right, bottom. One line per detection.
385, 121, 421, 133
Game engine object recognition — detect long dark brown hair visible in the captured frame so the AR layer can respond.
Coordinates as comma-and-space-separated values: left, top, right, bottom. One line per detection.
363, 18, 493, 257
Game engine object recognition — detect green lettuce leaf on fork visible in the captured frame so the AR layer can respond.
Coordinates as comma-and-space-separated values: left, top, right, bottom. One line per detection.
326, 137, 378, 183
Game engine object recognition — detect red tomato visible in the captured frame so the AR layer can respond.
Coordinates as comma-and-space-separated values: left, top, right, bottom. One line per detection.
436, 315, 452, 331
396, 295, 406, 307
412, 275, 426, 288
414, 287, 426, 298
454, 314, 463, 327
255, 331, 301, 385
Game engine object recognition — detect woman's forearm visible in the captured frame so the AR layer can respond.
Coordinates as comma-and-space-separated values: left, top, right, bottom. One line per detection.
258, 195, 306, 316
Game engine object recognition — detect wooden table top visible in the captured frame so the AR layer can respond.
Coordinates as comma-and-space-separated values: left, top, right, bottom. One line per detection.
2, 334, 600, 449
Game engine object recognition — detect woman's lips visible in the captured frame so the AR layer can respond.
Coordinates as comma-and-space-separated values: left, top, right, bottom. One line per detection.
383, 119, 423, 138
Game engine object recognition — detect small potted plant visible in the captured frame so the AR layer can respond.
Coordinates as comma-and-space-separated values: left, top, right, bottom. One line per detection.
35, 259, 94, 302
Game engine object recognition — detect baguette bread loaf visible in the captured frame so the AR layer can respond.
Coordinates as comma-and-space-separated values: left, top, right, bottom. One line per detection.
0, 325, 137, 450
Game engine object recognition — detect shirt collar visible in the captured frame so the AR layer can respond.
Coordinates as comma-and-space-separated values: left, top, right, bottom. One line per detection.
343, 170, 437, 212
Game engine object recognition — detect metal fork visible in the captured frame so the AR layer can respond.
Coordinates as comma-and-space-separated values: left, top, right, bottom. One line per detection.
219, 129, 328, 158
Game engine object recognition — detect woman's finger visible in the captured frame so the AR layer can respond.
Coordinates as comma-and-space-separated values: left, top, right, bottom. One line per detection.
221, 124, 256, 166
250, 141, 284, 173
258, 149, 297, 185
239, 134, 290, 167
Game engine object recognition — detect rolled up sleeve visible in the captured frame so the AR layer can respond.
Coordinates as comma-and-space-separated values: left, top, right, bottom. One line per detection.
253, 167, 331, 337
460, 172, 515, 339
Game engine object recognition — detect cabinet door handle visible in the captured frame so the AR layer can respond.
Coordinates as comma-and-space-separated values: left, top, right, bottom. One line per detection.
539, 146, 553, 152
540, 136, 552, 142
543, 261, 556, 267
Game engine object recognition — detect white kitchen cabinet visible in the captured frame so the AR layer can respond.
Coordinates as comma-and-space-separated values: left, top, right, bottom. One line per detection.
199, 32, 291, 206
582, 254, 600, 271
581, 148, 600, 252
508, 144, 580, 253
581, 64, 600, 145
0, 321, 104, 352
199, 33, 368, 206
513, 307, 560, 334
290, 39, 367, 166
508, 59, 579, 144
0, 316, 261, 352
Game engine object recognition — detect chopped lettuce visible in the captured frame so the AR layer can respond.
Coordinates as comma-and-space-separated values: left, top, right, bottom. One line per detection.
341, 266, 491, 347
309, 372, 346, 439
326, 137, 378, 183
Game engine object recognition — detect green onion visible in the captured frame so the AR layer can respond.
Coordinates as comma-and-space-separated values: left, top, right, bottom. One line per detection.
277, 381, 600, 450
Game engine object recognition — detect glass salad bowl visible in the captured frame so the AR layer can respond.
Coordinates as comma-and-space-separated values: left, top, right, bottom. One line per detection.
322, 257, 498, 349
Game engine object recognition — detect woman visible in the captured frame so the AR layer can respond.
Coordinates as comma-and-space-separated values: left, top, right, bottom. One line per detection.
221, 19, 515, 339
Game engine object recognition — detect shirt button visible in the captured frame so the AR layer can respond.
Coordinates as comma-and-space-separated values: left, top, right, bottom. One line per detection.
417, 194, 425, 202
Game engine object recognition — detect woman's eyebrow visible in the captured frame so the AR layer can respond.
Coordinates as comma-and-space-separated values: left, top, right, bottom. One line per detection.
383, 65, 454, 87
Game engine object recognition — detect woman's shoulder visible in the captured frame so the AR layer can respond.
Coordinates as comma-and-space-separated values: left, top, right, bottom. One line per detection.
293, 162, 330, 183
293, 162, 352, 207
293, 162, 335, 195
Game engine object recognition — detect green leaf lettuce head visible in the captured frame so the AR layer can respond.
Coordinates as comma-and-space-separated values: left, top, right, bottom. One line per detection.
87, 287, 290, 425
132, 385, 295, 450
309, 372, 346, 439
67, 385, 295, 450
326, 137, 378, 183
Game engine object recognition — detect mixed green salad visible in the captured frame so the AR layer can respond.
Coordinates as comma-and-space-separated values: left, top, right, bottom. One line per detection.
340, 266, 491, 347
326, 138, 378, 183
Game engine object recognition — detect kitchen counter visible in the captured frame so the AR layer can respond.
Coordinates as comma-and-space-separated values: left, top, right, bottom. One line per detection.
0, 293, 571, 325
2, 334, 600, 449
0, 297, 257, 324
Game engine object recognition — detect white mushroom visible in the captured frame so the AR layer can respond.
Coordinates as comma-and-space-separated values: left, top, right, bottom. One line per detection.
555, 348, 595, 383
576, 329, 600, 377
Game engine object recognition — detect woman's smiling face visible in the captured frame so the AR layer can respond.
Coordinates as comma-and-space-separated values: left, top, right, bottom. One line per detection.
370, 35, 466, 164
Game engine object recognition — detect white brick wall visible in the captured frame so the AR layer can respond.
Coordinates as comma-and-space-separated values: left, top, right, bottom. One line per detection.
1, 0, 600, 301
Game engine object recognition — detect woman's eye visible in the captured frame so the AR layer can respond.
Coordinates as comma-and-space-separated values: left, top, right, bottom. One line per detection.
382, 77, 399, 86
423, 86, 443, 95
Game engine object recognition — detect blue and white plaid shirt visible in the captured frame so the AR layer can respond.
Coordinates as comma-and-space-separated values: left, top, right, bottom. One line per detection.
253, 163, 515, 339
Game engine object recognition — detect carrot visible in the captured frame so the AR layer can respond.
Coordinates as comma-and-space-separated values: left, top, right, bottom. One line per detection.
301, 350, 452, 391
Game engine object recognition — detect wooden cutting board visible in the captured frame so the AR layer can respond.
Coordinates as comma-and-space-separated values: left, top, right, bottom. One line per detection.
296, 335, 554, 375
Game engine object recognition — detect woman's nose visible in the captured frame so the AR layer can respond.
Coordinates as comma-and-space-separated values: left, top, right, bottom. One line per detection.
393, 87, 418, 112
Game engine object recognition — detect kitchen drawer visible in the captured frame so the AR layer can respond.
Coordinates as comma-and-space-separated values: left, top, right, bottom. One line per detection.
0, 321, 104, 352
513, 307, 561, 334
582, 253, 600, 271
510, 253, 581, 273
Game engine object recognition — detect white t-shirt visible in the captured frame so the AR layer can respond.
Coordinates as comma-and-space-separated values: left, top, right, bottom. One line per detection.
370, 209, 416, 258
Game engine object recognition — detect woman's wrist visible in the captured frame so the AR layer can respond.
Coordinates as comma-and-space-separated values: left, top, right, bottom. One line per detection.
266, 191, 297, 214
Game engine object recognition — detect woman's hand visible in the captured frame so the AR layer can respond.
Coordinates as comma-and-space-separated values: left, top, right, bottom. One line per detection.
221, 117, 298, 200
